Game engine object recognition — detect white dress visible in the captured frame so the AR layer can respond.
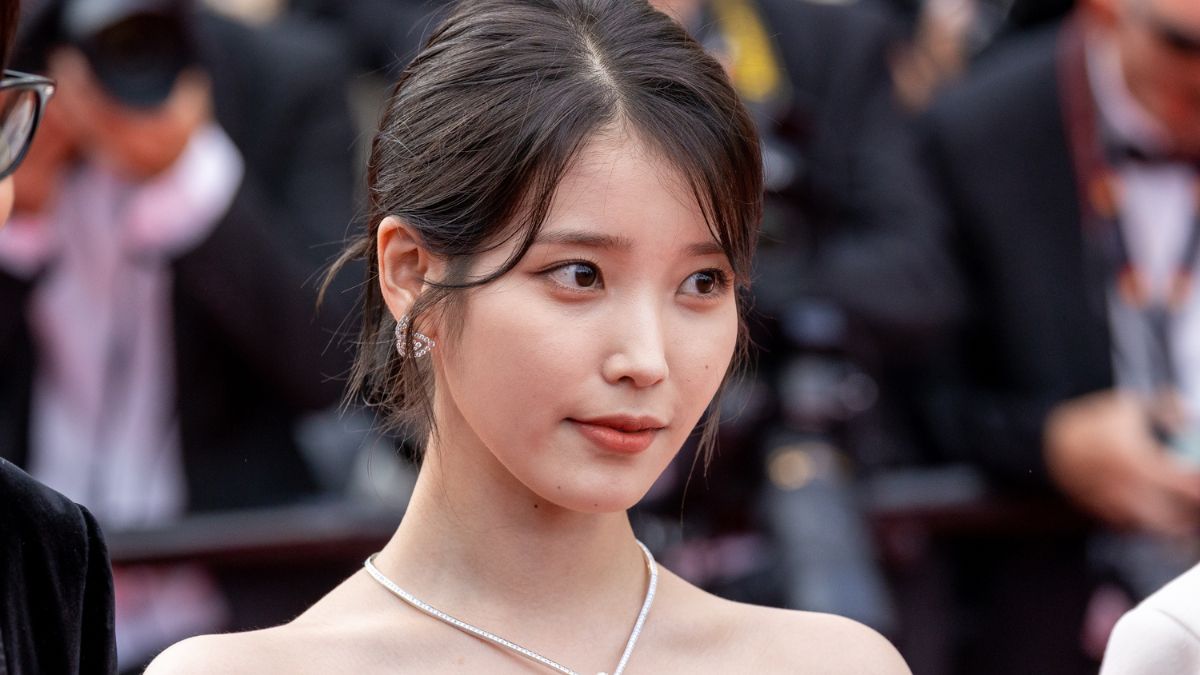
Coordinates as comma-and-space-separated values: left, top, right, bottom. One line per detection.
1100, 562, 1200, 675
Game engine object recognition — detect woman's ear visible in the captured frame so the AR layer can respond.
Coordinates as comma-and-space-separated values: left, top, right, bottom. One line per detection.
377, 216, 434, 322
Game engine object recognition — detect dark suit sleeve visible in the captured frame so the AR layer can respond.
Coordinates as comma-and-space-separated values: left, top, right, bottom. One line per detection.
255, 17, 358, 270
275, 54, 357, 263
756, 0, 966, 361
76, 506, 118, 675
0, 461, 116, 675
912, 29, 1108, 490
916, 100, 1055, 489
922, 372, 1061, 487
173, 177, 351, 413
200, 12, 359, 272
812, 78, 967, 358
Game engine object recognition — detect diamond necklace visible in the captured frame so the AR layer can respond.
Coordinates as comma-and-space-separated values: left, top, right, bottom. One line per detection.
363, 540, 658, 675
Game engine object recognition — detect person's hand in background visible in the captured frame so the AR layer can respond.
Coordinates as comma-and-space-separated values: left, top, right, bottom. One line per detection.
1045, 390, 1200, 537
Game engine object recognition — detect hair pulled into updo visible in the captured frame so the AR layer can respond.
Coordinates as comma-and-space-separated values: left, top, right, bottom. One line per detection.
327, 0, 763, 461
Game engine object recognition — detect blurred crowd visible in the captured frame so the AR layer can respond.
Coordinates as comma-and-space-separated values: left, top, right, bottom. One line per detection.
1, 0, 1198, 673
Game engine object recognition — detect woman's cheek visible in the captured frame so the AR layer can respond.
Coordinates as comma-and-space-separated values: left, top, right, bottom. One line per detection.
674, 309, 738, 410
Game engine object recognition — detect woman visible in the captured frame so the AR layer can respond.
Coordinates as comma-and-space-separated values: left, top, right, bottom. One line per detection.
149, 0, 910, 671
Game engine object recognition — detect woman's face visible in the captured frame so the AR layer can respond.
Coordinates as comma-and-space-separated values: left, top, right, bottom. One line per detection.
432, 131, 740, 513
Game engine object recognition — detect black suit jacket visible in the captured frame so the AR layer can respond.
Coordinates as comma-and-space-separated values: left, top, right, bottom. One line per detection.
921, 22, 1114, 487
0, 460, 116, 674
198, 11, 358, 266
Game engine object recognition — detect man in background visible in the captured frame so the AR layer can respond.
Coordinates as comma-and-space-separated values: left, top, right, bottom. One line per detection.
923, 0, 1200, 670
0, 0, 356, 667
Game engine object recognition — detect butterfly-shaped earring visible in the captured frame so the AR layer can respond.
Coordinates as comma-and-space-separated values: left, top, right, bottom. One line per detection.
394, 315, 435, 358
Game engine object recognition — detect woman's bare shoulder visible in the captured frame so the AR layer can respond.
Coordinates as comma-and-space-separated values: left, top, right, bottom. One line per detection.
144, 627, 300, 674
145, 572, 407, 674
741, 603, 910, 674
145, 613, 388, 674
657, 571, 910, 674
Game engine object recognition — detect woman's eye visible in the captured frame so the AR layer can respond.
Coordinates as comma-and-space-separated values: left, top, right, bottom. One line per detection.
681, 269, 728, 297
547, 262, 602, 289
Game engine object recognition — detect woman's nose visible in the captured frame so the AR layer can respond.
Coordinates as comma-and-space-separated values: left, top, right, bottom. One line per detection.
599, 300, 670, 388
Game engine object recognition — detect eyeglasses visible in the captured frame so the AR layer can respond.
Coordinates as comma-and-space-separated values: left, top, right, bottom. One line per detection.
0, 70, 55, 180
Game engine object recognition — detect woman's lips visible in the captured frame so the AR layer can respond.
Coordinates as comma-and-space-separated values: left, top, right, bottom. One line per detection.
569, 418, 663, 454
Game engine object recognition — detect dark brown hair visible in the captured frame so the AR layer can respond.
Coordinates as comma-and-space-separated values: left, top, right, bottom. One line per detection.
1, 0, 17, 65
329, 0, 762, 462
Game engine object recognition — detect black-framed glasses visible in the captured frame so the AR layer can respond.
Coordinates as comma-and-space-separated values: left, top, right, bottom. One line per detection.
0, 70, 55, 180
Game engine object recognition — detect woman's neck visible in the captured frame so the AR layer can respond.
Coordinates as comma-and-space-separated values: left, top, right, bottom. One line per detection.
371, 420, 649, 630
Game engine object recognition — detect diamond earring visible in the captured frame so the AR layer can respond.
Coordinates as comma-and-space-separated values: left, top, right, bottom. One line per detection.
394, 315, 435, 358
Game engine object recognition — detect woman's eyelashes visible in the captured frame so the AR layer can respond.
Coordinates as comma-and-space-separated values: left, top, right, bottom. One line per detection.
544, 261, 603, 292
679, 269, 732, 298
539, 260, 732, 299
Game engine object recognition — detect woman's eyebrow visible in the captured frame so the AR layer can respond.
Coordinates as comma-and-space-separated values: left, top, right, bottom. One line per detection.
686, 241, 725, 258
533, 230, 633, 250
534, 230, 726, 258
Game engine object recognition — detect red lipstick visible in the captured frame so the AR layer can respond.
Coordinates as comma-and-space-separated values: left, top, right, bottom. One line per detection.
569, 415, 666, 455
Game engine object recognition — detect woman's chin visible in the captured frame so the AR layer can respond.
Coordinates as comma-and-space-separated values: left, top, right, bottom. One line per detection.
529, 478, 650, 515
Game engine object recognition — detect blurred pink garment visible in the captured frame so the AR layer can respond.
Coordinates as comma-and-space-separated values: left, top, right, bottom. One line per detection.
1100, 562, 1200, 674
0, 123, 242, 527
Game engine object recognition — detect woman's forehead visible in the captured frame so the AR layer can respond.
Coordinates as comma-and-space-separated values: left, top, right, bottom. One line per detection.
542, 132, 717, 247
